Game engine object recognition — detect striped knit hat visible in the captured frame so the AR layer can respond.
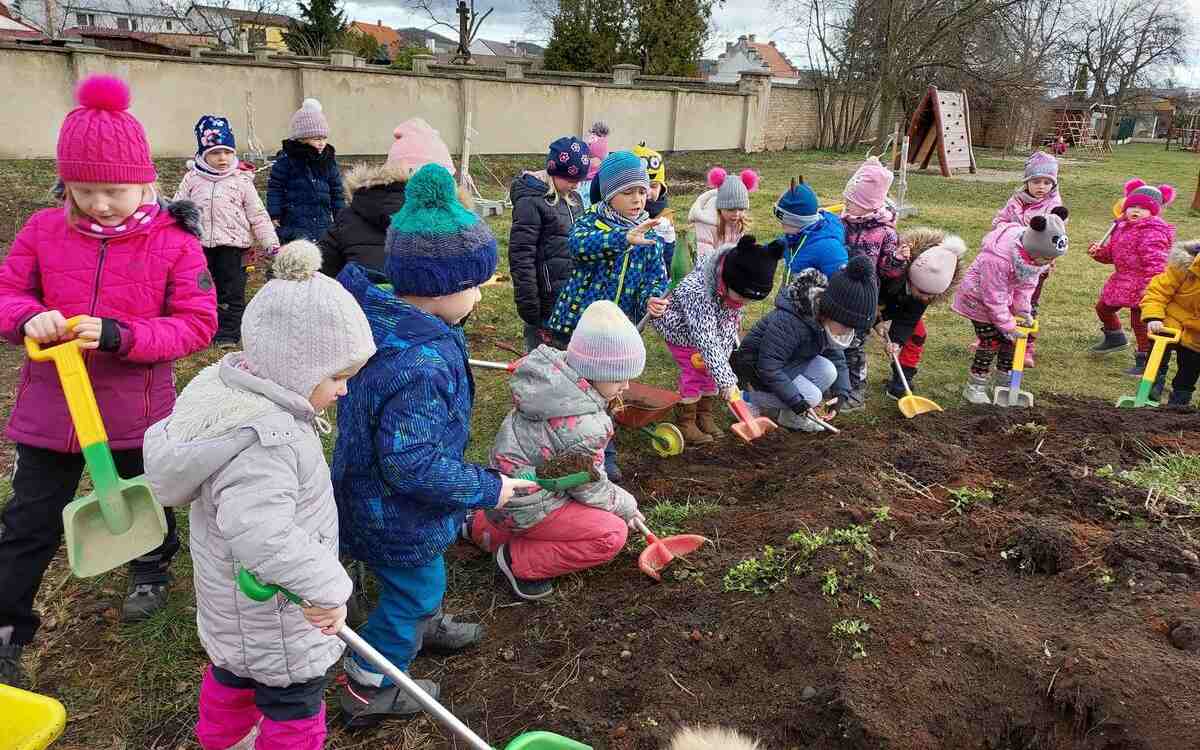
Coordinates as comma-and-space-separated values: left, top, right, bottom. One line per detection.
567, 301, 646, 382
385, 163, 498, 296
598, 151, 650, 202
1123, 178, 1176, 217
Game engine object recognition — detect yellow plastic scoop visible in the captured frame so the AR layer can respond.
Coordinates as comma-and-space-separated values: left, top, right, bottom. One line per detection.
25, 319, 167, 577
890, 352, 942, 418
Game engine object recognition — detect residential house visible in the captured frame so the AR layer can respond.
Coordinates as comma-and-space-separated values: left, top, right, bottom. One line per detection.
350, 19, 402, 60
11, 0, 186, 35
709, 34, 802, 84
0, 1, 46, 40
467, 37, 543, 66
187, 3, 294, 51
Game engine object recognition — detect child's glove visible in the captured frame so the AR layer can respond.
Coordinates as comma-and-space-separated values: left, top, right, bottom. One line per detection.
655, 218, 676, 245
626, 508, 646, 532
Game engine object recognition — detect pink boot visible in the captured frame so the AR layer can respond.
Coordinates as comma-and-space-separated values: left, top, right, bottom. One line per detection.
196, 667, 260, 750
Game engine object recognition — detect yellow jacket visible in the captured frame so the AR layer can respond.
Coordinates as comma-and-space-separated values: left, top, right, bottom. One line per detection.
1141, 240, 1200, 351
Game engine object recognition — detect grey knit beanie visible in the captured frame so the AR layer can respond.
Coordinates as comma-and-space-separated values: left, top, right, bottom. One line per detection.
289, 98, 330, 140
710, 167, 759, 210
566, 301, 646, 382
242, 240, 376, 399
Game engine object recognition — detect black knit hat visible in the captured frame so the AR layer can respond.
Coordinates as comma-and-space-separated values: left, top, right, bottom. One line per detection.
818, 255, 878, 329
721, 235, 784, 301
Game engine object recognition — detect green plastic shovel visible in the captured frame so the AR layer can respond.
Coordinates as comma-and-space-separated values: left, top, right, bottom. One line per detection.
1117, 327, 1180, 408
26, 322, 167, 577
236, 569, 591, 750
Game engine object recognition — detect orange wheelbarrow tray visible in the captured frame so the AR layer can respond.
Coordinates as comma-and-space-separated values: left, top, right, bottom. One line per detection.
612, 382, 685, 457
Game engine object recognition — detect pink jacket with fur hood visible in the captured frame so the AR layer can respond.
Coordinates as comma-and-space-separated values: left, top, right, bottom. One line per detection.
0, 201, 218, 452
1092, 216, 1175, 308
991, 190, 1063, 229
174, 165, 279, 250
951, 223, 1050, 334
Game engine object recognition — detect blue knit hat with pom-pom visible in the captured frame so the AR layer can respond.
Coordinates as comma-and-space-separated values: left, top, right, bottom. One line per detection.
384, 163, 498, 296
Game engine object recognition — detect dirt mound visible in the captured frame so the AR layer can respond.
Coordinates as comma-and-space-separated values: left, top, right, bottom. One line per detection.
424, 395, 1199, 749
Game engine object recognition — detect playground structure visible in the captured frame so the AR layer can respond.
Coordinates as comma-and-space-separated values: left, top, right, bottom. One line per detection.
1166, 112, 1200, 153
1041, 100, 1112, 156
895, 86, 976, 178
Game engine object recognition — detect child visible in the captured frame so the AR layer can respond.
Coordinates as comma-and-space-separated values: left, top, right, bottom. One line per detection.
1141, 240, 1200, 407
579, 121, 608, 210
143, 241, 375, 750
733, 257, 878, 431
1088, 179, 1176, 377
652, 235, 783, 443
547, 151, 669, 480
689, 167, 759, 257
509, 136, 589, 352
175, 114, 279, 348
873, 229, 967, 399
633, 142, 677, 270
333, 164, 535, 727
320, 117, 457, 277
267, 98, 344, 244
953, 211, 1068, 404
0, 75, 218, 686
774, 175, 847, 282
469, 301, 645, 600
988, 151, 1063, 367
840, 156, 900, 409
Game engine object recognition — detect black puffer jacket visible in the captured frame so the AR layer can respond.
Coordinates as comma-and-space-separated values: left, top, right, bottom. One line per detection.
509, 171, 580, 327
319, 163, 408, 277
733, 269, 849, 412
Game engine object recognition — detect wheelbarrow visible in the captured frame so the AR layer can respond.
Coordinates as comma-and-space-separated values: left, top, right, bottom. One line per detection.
993, 319, 1038, 408
0, 684, 66, 750
25, 320, 168, 577
1117, 326, 1180, 408
237, 570, 591, 750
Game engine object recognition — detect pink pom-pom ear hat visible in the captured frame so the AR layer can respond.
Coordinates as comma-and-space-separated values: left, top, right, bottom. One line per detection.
1123, 178, 1175, 216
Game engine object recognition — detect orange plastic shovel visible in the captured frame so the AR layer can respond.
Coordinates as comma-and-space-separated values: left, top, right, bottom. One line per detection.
727, 390, 778, 442
632, 518, 707, 580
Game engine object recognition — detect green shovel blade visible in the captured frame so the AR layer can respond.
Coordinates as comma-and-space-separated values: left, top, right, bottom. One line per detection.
505, 731, 593, 750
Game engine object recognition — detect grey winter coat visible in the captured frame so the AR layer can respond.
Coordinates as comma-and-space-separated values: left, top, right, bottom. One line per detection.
143, 354, 350, 687
489, 346, 637, 530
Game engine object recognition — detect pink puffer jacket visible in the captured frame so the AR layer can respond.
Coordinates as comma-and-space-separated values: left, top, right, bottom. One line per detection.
951, 223, 1049, 335
1092, 216, 1175, 308
174, 166, 279, 250
0, 202, 218, 452
991, 190, 1063, 229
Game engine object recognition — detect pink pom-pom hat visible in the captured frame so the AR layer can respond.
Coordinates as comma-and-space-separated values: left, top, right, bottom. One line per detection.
710, 166, 758, 211
58, 74, 157, 184
1123, 178, 1175, 216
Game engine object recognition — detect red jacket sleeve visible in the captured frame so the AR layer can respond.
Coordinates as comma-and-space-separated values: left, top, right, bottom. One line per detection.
0, 216, 49, 344
122, 235, 217, 363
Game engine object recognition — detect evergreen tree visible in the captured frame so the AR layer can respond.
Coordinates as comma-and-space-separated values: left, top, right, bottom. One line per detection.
283, 0, 349, 57
543, 0, 717, 75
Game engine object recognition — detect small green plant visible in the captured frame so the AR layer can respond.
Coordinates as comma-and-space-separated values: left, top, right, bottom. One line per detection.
821, 568, 840, 597
1002, 421, 1047, 436
946, 486, 994, 515
723, 546, 791, 595
871, 505, 891, 524
1120, 449, 1200, 514
1096, 464, 1117, 479
789, 528, 828, 560
1097, 567, 1115, 588
642, 499, 720, 538
861, 592, 882, 610
831, 618, 871, 659
830, 525, 875, 555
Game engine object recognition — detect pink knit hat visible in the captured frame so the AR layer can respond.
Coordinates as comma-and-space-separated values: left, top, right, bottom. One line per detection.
1123, 178, 1175, 216
585, 121, 609, 180
843, 156, 893, 212
57, 75, 156, 184
289, 98, 329, 140
387, 117, 455, 175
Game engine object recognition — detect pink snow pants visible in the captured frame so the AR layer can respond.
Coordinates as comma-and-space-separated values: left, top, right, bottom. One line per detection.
196, 665, 327, 750
470, 501, 629, 580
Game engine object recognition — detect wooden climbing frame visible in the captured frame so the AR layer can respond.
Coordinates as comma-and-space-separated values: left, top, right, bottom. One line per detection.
895, 86, 976, 178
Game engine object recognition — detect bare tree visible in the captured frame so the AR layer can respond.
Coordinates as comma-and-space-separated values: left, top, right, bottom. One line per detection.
408, 0, 493, 63
172, 0, 292, 50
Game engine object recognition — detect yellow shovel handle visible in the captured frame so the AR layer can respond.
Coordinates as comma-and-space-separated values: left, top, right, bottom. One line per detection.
1145, 327, 1182, 378
24, 317, 108, 448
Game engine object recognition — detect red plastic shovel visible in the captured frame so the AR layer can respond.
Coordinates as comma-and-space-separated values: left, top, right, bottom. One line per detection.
727, 390, 778, 443
632, 518, 707, 580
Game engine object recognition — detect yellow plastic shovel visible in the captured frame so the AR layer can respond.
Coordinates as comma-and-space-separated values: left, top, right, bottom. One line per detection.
25, 319, 168, 577
890, 351, 942, 418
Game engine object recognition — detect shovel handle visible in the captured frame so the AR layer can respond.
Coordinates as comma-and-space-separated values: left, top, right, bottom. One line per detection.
1149, 327, 1181, 345
890, 351, 914, 397
632, 517, 660, 545
24, 318, 108, 448
468, 358, 517, 373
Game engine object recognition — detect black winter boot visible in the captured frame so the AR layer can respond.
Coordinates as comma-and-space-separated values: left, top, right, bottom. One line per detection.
1167, 388, 1194, 407
886, 365, 918, 400
337, 674, 441, 729
1090, 329, 1129, 354
1123, 351, 1150, 377
0, 642, 26, 688
1150, 361, 1170, 403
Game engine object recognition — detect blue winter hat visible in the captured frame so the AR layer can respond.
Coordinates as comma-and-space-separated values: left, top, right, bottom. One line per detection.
775, 175, 820, 228
597, 150, 650, 202
194, 114, 236, 158
546, 136, 589, 181
385, 164, 498, 296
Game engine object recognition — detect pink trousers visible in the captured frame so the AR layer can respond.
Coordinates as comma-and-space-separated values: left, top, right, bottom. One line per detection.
470, 501, 628, 580
667, 342, 718, 402
196, 666, 327, 750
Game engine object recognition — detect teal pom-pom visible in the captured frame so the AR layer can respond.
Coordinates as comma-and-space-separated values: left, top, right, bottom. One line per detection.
404, 163, 456, 209
391, 163, 479, 235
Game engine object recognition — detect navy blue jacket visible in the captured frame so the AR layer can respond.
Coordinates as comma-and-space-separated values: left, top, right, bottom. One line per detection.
333, 263, 502, 567
267, 140, 345, 243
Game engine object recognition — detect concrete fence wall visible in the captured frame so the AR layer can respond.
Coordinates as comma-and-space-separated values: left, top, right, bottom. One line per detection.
0, 43, 836, 160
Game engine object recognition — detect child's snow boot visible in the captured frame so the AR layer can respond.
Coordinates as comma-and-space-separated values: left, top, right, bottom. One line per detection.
420, 610, 483, 654
0, 640, 26, 688
886, 365, 917, 400
675, 401, 714, 445
1090, 328, 1128, 354
777, 409, 824, 432
696, 395, 724, 438
495, 544, 553, 601
337, 674, 441, 729
122, 568, 171, 622
962, 373, 992, 405
1167, 388, 1194, 407
1123, 351, 1149, 378
840, 388, 866, 412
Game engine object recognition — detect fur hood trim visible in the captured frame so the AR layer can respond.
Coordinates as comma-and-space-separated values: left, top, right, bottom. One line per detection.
1168, 240, 1200, 273
343, 161, 410, 194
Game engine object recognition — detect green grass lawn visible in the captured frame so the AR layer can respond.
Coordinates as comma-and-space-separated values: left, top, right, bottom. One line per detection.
1, 143, 1198, 748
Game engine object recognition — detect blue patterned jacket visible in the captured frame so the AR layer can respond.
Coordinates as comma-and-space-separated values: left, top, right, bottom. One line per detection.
545, 206, 669, 336
334, 263, 502, 567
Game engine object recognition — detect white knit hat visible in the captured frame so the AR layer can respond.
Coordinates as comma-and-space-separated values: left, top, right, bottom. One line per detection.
566, 301, 646, 382
242, 240, 375, 398
289, 98, 329, 140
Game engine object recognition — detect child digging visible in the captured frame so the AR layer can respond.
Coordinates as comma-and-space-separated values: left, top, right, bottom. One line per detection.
689, 167, 759, 257
143, 240, 376, 750
333, 164, 536, 727
467, 301, 647, 600
268, 98, 344, 244
953, 210, 1069, 404
1141, 240, 1200, 407
0, 75, 218, 688
652, 235, 784, 443
732, 258, 878, 431
176, 115, 279, 348
1088, 179, 1176, 378
874, 229, 967, 399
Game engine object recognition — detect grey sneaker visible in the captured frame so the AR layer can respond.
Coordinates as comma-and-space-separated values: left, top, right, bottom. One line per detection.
420, 612, 483, 655
839, 390, 867, 412
337, 674, 441, 729
777, 409, 823, 432
0, 643, 27, 688
122, 575, 170, 622
496, 544, 554, 601
962, 374, 992, 405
